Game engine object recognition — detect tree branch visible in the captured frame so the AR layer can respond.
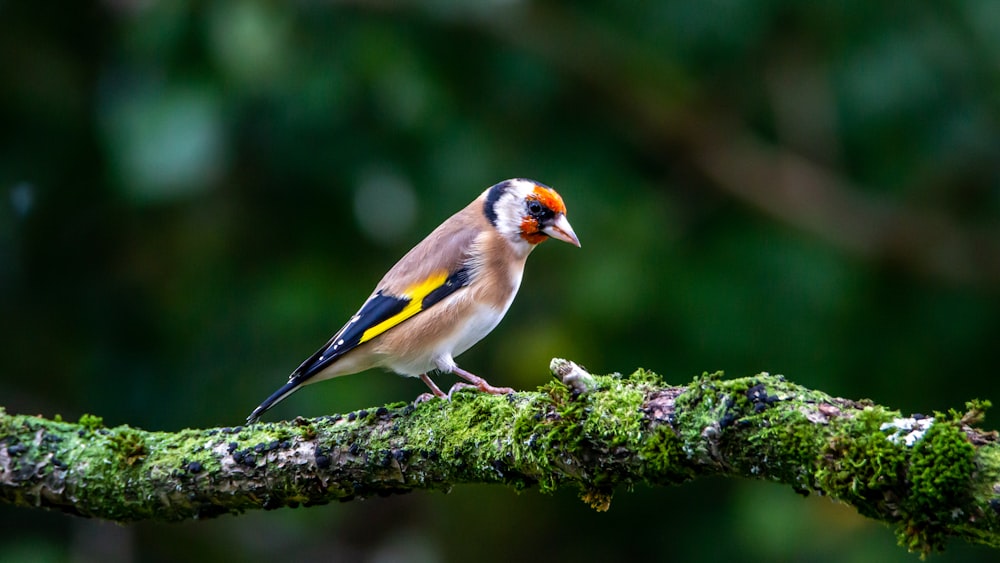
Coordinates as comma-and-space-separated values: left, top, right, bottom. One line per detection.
2, 359, 998, 556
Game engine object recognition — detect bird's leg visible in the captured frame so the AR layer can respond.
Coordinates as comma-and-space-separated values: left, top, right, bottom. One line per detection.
451, 366, 515, 395
415, 373, 449, 404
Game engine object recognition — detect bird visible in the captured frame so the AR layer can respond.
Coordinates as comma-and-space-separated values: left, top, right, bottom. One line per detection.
246, 178, 580, 423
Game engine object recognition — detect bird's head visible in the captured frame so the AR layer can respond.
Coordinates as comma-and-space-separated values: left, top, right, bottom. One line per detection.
484, 178, 581, 252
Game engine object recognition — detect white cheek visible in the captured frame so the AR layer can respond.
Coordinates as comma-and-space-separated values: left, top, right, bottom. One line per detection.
495, 194, 527, 239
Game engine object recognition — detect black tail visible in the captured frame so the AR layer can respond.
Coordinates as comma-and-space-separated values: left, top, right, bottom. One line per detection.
246, 378, 304, 424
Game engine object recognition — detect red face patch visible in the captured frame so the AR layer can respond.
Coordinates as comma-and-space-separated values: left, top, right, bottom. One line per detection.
520, 216, 546, 244
531, 186, 566, 214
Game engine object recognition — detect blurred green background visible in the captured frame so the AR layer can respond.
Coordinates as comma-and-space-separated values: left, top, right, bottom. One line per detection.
2, 1, 999, 561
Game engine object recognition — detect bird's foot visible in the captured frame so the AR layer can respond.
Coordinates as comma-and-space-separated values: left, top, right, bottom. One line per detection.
450, 366, 515, 397
447, 381, 515, 399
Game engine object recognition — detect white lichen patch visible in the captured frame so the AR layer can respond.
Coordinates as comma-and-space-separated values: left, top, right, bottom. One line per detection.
880, 416, 935, 446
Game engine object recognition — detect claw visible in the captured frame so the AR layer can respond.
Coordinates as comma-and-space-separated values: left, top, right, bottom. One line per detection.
446, 382, 477, 400
414, 392, 438, 405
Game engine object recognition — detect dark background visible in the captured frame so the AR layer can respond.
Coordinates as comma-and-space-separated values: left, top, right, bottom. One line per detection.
2, 2, 999, 561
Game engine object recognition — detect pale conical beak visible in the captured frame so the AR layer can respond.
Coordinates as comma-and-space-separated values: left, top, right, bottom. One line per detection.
543, 214, 581, 247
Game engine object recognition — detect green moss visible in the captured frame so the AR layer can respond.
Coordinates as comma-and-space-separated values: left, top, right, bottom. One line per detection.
671, 376, 717, 460
507, 372, 661, 505
638, 423, 693, 484
816, 407, 906, 519
897, 419, 976, 555
957, 399, 991, 426
77, 413, 104, 430
694, 370, 726, 383
109, 427, 148, 467
623, 367, 664, 385
816, 404, 979, 556
751, 409, 826, 490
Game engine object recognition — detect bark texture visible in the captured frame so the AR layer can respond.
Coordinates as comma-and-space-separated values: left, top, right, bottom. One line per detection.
2, 359, 998, 556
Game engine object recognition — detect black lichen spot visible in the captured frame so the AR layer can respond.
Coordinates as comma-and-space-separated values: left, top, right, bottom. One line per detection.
719, 411, 737, 429
913, 412, 927, 420
7, 444, 27, 456
348, 443, 360, 456
392, 449, 409, 463
205, 429, 218, 436
376, 407, 389, 418
347, 412, 357, 422
227, 441, 239, 454
254, 443, 266, 454
233, 450, 256, 466
403, 404, 415, 416
233, 426, 245, 433
268, 440, 279, 451
746, 383, 779, 413
358, 410, 369, 419
51, 458, 68, 469
279, 440, 291, 450
220, 427, 233, 434
719, 397, 738, 428
315, 453, 331, 469
187, 461, 203, 473
331, 414, 342, 422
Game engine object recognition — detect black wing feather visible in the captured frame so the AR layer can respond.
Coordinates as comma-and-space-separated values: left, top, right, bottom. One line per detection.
246, 267, 471, 423
292, 291, 408, 382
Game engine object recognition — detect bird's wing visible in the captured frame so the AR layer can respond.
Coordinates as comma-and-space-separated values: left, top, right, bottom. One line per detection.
290, 265, 472, 381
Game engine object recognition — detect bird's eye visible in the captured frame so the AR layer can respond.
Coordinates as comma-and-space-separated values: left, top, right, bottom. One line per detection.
527, 200, 544, 216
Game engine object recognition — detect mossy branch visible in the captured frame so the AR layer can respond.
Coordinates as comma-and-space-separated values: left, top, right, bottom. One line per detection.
2, 360, 999, 556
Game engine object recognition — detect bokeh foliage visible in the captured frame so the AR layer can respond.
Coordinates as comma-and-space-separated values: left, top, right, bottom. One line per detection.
1, 1, 998, 561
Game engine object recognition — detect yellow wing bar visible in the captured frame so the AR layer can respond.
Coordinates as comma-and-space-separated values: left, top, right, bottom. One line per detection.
359, 271, 448, 344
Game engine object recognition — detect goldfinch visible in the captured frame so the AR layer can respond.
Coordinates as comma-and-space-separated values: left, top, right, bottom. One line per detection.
246, 178, 580, 423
